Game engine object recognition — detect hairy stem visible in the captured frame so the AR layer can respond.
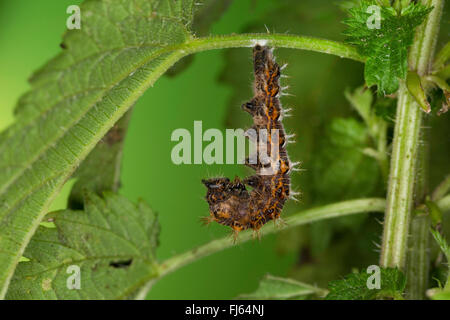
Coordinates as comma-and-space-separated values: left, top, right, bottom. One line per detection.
135, 198, 386, 299
380, 82, 424, 268
380, 0, 444, 269
406, 213, 430, 299
183, 33, 364, 61
406, 111, 431, 299
403, 0, 445, 299
160, 199, 385, 275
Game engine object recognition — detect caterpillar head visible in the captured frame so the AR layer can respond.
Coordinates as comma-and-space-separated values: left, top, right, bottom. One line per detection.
202, 177, 231, 204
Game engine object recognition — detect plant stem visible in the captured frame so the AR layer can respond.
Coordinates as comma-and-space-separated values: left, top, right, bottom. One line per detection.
160, 198, 385, 275
380, 0, 444, 269
432, 174, 450, 201
135, 198, 385, 299
380, 83, 424, 268
404, 0, 445, 299
183, 33, 364, 62
437, 194, 450, 212
406, 213, 430, 299
406, 107, 431, 299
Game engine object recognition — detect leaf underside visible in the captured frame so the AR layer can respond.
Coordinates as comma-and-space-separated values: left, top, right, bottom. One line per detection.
0, 0, 194, 298
6, 192, 159, 300
68, 108, 133, 209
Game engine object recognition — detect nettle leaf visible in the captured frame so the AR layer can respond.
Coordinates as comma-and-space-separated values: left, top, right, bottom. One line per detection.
326, 267, 406, 300
430, 229, 450, 298
345, 86, 387, 145
309, 114, 381, 255
6, 192, 159, 299
373, 94, 397, 122
344, 0, 432, 94
68, 109, 133, 209
312, 117, 380, 204
238, 275, 327, 300
0, 0, 194, 298
431, 229, 450, 262
166, 0, 233, 76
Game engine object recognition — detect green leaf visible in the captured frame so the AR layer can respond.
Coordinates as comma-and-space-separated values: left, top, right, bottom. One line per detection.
429, 229, 450, 299
304, 88, 386, 259
344, 1, 432, 94
68, 109, 133, 209
345, 86, 388, 172
425, 75, 450, 115
425, 199, 443, 228
430, 229, 450, 266
0, 0, 195, 298
437, 64, 450, 80
309, 117, 381, 255
433, 41, 450, 72
406, 71, 431, 113
430, 290, 450, 300
6, 191, 159, 299
345, 86, 375, 126
312, 117, 380, 203
238, 274, 327, 300
326, 267, 406, 300
166, 0, 232, 76
373, 95, 397, 122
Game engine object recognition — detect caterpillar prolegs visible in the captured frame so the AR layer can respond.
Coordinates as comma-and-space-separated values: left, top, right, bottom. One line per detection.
202, 44, 297, 239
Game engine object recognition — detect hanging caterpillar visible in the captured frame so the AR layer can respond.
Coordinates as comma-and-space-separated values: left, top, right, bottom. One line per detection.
202, 44, 298, 239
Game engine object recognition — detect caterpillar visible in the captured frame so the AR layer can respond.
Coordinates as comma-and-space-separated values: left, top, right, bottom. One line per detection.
202, 44, 297, 239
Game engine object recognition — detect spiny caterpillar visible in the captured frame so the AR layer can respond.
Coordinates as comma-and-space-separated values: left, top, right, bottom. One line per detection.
202, 44, 298, 239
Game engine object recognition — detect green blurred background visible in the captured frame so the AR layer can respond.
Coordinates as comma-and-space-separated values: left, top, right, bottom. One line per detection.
0, 0, 448, 299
